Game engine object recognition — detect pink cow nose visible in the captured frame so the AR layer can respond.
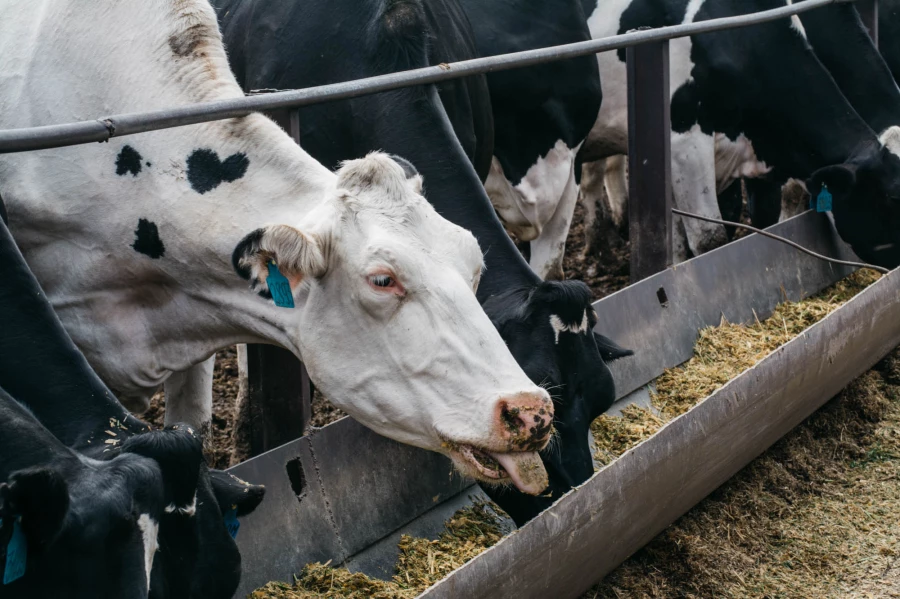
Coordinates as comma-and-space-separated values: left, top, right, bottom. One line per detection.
494, 393, 554, 451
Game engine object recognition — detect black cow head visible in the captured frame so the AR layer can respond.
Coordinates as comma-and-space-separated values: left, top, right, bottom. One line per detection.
1, 453, 168, 599
481, 280, 631, 525
808, 131, 900, 269
119, 427, 265, 599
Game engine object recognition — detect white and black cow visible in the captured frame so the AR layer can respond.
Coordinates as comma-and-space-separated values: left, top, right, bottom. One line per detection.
216, 0, 631, 524
459, 0, 603, 280
0, 212, 264, 598
580, 0, 900, 268
0, 0, 556, 498
1, 386, 170, 599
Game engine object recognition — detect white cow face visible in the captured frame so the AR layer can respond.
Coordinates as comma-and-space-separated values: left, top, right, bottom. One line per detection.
233, 153, 553, 495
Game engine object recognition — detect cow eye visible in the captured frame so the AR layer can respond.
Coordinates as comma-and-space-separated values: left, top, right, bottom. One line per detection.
368, 274, 395, 289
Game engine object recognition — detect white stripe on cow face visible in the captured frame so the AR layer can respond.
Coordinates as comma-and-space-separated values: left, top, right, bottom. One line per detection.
164, 491, 198, 517
137, 514, 159, 592
549, 310, 590, 345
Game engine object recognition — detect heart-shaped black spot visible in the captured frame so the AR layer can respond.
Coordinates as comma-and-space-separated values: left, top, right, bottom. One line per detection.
186, 149, 250, 194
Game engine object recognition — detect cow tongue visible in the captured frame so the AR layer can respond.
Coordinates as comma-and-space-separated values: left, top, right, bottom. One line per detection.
487, 451, 548, 495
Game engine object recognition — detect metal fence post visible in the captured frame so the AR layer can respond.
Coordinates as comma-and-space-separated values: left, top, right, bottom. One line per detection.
245, 107, 313, 456
858, 0, 879, 47
626, 40, 672, 283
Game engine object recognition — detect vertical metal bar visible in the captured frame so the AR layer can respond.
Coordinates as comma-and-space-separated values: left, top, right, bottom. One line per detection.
245, 107, 312, 456
858, 0, 879, 47
626, 40, 672, 283
245, 345, 310, 455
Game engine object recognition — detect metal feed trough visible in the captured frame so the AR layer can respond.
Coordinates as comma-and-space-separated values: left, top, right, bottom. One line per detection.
0, 0, 893, 597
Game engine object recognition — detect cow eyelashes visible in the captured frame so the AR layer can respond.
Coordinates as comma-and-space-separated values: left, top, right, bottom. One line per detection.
368, 274, 397, 290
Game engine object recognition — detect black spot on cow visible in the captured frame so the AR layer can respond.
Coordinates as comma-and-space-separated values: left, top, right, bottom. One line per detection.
115, 145, 143, 177
146, 162, 152, 168
186, 149, 250, 194
132, 219, 165, 259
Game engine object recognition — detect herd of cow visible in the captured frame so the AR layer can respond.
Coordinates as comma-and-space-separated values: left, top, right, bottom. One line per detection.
2, 0, 900, 597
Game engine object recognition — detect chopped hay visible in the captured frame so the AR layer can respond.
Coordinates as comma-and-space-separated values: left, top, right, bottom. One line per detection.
250, 501, 504, 599
590, 269, 881, 467
585, 349, 900, 599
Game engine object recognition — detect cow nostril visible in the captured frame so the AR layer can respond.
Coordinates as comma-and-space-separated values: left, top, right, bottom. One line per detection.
500, 404, 525, 433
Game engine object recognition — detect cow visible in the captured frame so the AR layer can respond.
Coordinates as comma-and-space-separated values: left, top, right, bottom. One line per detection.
215, 0, 631, 524
579, 0, 900, 270
0, 0, 559, 500
0, 210, 265, 598
459, 0, 603, 280
1, 386, 173, 599
880, 0, 900, 86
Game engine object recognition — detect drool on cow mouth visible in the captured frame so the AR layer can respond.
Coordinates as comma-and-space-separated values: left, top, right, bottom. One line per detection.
459, 445, 507, 479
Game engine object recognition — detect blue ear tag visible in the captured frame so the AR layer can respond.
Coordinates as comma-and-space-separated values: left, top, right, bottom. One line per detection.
266, 261, 295, 309
224, 507, 240, 539
3, 518, 26, 585
816, 185, 833, 213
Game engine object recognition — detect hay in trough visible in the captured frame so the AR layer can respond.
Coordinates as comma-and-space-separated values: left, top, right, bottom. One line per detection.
586, 348, 900, 599
249, 501, 504, 599
590, 269, 881, 467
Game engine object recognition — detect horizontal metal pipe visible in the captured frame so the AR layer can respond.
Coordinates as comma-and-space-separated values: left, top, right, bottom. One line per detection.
0, 0, 851, 153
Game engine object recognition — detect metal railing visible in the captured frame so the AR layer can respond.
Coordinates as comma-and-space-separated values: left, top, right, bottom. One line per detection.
0, 0, 857, 153
0, 0, 878, 455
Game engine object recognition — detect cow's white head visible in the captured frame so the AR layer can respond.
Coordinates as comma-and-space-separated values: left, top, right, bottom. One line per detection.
233, 153, 553, 494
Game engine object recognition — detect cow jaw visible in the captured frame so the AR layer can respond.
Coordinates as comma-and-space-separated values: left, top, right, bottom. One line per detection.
450, 445, 548, 496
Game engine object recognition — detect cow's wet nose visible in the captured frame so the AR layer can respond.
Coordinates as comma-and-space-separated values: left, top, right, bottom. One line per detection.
494, 392, 554, 451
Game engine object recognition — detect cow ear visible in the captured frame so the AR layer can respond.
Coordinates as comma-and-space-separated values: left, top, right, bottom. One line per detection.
593, 332, 634, 363
232, 225, 328, 301
387, 154, 424, 195
807, 163, 856, 207
208, 470, 265, 517
0, 467, 69, 548
121, 426, 202, 515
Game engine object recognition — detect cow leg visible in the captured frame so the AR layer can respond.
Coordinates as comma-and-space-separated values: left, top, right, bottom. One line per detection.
529, 162, 579, 280
779, 178, 809, 221
717, 178, 744, 240
163, 355, 215, 432
604, 154, 628, 232
745, 177, 783, 229
579, 159, 604, 257
670, 127, 727, 258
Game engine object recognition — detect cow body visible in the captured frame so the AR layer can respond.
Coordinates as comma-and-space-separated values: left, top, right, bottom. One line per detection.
0, 0, 559, 498
216, 0, 630, 524
581, 0, 900, 267
460, 0, 602, 280
0, 213, 265, 598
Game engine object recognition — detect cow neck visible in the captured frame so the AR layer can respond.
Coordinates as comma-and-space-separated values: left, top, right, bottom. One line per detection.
0, 0, 335, 393
800, 4, 900, 135
360, 86, 541, 301
0, 389, 78, 474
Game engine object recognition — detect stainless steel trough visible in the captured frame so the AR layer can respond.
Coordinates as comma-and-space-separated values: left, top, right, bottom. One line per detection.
228, 210, 899, 598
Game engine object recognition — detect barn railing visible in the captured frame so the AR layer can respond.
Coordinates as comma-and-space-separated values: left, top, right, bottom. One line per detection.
0, 0, 878, 456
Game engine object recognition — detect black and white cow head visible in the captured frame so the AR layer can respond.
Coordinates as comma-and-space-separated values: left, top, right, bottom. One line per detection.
481, 280, 632, 524
808, 127, 900, 269
0, 391, 208, 599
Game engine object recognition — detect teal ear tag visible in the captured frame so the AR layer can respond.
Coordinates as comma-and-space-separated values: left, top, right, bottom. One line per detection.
816, 185, 833, 213
3, 518, 26, 585
224, 507, 240, 539
266, 261, 295, 309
